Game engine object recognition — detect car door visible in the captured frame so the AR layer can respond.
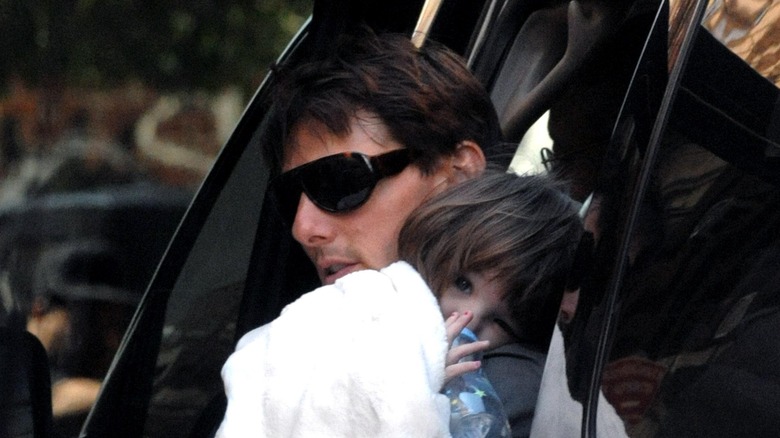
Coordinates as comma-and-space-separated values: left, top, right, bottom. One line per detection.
80, 1, 492, 437
531, 0, 780, 437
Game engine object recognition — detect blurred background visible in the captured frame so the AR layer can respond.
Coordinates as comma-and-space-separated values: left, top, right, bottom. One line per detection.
0, 0, 310, 189
0, 1, 310, 436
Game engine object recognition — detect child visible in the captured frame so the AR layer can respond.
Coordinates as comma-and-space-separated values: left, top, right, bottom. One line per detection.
398, 170, 583, 437
217, 171, 581, 437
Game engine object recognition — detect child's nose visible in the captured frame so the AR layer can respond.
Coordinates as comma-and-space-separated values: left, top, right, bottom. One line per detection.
466, 308, 490, 336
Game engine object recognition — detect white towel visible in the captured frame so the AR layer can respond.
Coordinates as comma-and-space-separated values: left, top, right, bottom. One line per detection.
216, 261, 451, 437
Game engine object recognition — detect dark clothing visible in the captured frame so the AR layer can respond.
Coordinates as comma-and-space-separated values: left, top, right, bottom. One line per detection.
482, 343, 546, 438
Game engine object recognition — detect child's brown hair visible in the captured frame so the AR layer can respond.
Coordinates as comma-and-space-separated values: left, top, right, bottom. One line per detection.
398, 170, 582, 349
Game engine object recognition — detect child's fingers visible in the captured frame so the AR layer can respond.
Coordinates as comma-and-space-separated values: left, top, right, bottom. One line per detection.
444, 360, 481, 384
444, 311, 460, 327
446, 340, 490, 366
445, 311, 473, 345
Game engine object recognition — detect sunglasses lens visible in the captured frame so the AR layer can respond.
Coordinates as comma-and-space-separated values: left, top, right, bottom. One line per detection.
301, 154, 375, 211
270, 175, 303, 225
270, 153, 378, 226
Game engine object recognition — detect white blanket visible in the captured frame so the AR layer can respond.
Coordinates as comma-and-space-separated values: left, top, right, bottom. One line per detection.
216, 261, 451, 437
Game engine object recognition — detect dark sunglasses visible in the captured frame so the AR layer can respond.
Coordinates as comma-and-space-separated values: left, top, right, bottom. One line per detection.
269, 148, 413, 226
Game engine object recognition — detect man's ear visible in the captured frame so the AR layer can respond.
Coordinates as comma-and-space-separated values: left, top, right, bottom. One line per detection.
448, 141, 486, 183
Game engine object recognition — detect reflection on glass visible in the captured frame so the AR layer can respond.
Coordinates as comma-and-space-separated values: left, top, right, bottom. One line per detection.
548, 1, 780, 437
703, 0, 780, 85
597, 122, 780, 437
581, 6, 780, 436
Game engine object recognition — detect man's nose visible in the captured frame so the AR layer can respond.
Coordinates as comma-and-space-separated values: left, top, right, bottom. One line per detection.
290, 193, 336, 246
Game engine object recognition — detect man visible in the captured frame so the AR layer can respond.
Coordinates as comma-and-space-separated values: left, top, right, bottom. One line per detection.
260, 31, 507, 284
216, 32, 517, 436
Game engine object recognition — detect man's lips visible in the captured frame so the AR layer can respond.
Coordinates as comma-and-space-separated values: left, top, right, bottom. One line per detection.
319, 261, 360, 284
324, 263, 347, 276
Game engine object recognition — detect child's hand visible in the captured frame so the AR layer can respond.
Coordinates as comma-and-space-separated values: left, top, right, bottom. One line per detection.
443, 311, 490, 384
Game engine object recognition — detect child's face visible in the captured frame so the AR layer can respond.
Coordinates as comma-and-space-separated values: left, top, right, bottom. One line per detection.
437, 270, 520, 349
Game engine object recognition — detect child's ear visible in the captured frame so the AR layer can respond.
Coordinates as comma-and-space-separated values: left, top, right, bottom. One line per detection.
448, 141, 486, 183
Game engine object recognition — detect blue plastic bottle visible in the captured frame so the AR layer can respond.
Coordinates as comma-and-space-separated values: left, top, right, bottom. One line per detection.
443, 328, 511, 438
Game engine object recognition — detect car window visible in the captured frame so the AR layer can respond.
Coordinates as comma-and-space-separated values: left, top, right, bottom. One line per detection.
703, 0, 780, 87
555, 1, 780, 436
142, 121, 271, 437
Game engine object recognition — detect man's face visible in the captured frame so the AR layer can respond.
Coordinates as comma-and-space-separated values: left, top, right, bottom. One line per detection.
437, 270, 519, 349
283, 114, 454, 285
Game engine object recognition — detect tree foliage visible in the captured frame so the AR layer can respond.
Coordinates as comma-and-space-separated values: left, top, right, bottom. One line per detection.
0, 0, 311, 91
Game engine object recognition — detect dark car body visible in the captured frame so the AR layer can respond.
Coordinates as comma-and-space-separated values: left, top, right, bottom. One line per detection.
5, 0, 779, 437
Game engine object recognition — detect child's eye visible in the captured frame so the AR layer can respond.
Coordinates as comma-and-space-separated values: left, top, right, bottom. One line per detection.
454, 275, 472, 294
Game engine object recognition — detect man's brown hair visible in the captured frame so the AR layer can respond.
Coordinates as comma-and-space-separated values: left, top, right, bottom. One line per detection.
260, 31, 507, 175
